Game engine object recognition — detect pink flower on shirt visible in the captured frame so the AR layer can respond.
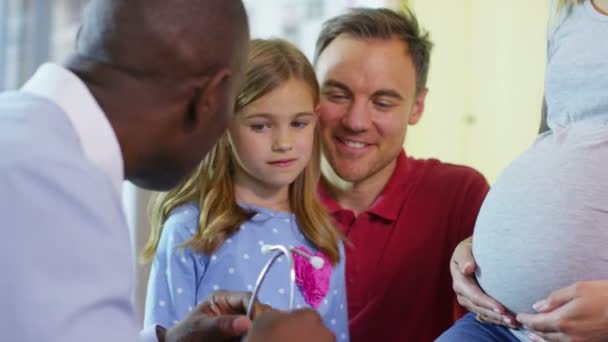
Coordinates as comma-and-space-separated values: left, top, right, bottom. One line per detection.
293, 246, 332, 308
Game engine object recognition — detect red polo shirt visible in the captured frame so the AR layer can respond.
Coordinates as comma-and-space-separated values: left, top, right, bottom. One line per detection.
319, 151, 489, 342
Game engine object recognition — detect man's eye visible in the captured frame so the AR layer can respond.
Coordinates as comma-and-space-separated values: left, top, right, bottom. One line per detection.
374, 100, 396, 110
323, 91, 350, 102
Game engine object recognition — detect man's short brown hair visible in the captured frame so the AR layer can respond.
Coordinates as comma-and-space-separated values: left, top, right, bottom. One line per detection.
315, 7, 433, 91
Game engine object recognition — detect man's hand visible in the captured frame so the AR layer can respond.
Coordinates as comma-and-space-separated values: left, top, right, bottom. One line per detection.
517, 281, 608, 342
161, 290, 273, 342
451, 236, 517, 327
245, 309, 335, 342
201, 290, 273, 319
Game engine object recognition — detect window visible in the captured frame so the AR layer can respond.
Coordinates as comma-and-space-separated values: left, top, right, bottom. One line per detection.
0, 0, 88, 91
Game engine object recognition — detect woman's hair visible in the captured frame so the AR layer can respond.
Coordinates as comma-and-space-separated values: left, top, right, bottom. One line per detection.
554, 0, 584, 14
551, 0, 585, 28
141, 38, 342, 265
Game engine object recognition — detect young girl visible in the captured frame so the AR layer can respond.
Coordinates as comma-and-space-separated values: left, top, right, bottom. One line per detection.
439, 0, 608, 341
141, 38, 349, 340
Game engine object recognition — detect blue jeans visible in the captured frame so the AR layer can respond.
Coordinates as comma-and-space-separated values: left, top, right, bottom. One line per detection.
435, 313, 522, 341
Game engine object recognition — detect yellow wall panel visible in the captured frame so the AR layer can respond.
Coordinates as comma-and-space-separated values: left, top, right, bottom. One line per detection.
406, 0, 549, 183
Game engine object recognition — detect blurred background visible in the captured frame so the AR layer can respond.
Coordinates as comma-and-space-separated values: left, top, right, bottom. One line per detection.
0, 0, 548, 319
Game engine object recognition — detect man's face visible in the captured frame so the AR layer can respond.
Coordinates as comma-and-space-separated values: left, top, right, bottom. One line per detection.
168, 48, 248, 188
130, 38, 249, 191
315, 35, 427, 184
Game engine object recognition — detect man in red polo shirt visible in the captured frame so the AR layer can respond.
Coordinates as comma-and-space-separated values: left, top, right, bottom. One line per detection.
313, 8, 490, 341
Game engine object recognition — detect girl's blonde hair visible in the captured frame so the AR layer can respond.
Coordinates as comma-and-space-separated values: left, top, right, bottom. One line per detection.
141, 39, 342, 265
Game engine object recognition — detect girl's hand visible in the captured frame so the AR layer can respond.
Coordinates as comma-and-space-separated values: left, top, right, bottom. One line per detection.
518, 281, 608, 342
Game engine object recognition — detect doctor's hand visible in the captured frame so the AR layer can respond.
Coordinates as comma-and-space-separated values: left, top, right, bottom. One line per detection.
517, 281, 608, 342
202, 290, 274, 319
245, 309, 336, 342
160, 290, 272, 342
451, 236, 517, 328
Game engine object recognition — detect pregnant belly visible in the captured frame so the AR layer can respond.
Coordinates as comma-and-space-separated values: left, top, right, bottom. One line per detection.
473, 130, 608, 314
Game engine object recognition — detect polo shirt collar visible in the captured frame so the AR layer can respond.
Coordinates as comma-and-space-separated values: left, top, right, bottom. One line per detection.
319, 150, 410, 221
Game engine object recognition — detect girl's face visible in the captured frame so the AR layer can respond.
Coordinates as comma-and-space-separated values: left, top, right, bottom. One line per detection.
229, 77, 318, 194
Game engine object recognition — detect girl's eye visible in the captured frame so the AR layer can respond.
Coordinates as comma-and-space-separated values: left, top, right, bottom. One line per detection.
250, 123, 269, 132
291, 121, 309, 128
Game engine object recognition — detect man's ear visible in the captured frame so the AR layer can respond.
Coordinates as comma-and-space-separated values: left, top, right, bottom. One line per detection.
314, 104, 321, 117
200, 68, 232, 117
185, 68, 232, 130
408, 87, 428, 125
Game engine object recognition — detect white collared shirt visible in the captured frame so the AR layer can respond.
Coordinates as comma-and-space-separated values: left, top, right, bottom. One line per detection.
21, 63, 124, 194
8, 64, 159, 341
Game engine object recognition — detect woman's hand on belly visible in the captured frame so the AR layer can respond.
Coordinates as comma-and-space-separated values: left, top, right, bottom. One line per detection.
451, 236, 517, 327
517, 280, 608, 342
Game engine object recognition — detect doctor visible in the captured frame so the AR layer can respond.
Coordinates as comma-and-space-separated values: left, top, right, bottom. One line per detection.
0, 0, 333, 341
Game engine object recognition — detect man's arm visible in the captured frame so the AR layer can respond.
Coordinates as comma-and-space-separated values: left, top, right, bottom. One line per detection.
0, 159, 336, 342
0, 160, 139, 341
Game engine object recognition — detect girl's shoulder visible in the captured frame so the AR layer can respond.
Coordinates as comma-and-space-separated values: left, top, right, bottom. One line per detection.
162, 202, 200, 240
156, 202, 210, 267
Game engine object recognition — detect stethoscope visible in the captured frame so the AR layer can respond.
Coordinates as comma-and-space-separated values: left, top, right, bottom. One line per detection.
246, 244, 324, 319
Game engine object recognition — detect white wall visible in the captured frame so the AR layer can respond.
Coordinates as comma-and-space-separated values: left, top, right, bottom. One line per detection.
130, 186, 155, 320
